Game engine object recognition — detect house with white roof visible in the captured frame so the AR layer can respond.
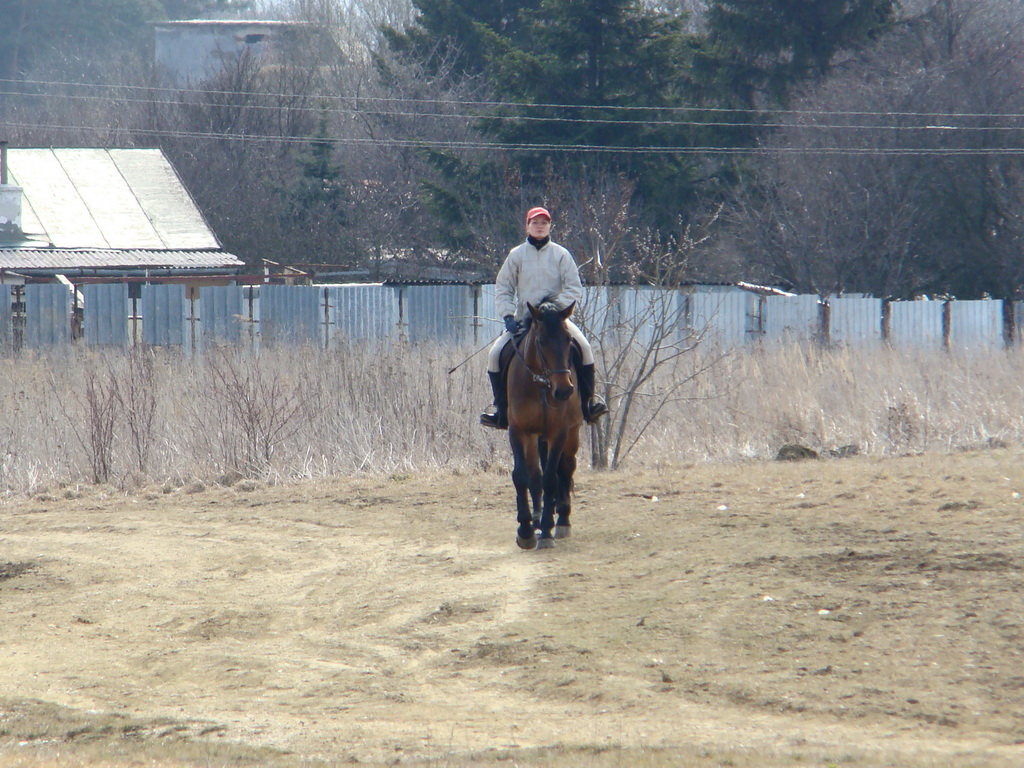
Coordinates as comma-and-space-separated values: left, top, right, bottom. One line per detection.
0, 144, 245, 282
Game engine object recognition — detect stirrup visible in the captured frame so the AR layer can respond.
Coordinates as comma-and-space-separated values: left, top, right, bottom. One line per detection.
584, 397, 608, 423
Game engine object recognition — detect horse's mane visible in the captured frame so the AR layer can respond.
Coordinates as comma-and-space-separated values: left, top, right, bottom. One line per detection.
536, 294, 559, 312
536, 300, 566, 333
536, 294, 569, 327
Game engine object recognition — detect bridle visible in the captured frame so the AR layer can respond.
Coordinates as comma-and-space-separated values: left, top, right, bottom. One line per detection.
512, 322, 571, 390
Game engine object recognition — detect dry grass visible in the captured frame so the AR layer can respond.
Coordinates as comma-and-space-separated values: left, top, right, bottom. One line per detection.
0, 341, 1021, 493
667, 343, 1024, 460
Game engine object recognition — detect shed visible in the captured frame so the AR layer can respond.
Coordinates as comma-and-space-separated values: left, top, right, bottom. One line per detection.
154, 20, 339, 86
0, 146, 244, 280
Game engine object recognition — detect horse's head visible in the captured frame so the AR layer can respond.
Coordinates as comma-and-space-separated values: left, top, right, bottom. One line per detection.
526, 301, 576, 402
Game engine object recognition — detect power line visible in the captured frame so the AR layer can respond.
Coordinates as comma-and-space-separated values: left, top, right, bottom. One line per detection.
5, 76, 1024, 123
4, 86, 1024, 140
5, 120, 1024, 156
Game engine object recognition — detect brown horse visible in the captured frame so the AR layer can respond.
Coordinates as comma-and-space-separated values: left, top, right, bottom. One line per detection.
506, 301, 583, 549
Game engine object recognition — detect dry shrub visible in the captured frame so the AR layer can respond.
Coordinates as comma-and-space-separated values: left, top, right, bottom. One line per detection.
0, 341, 1021, 492
667, 343, 1024, 460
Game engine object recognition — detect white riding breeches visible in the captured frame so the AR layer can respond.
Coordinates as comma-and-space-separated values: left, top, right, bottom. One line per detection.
486, 319, 595, 373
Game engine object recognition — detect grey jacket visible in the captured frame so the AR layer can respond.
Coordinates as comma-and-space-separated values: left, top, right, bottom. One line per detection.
494, 239, 584, 321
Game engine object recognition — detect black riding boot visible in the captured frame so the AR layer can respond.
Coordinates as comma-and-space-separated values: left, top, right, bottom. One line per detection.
578, 363, 609, 424
479, 371, 508, 430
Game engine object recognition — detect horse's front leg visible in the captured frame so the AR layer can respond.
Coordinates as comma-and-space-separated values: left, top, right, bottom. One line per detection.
535, 438, 548, 530
554, 448, 576, 539
510, 430, 540, 549
536, 438, 566, 548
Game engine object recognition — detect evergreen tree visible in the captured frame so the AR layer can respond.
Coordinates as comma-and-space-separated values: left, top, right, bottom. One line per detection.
700, 0, 897, 107
389, 0, 703, 223
509, 1, 704, 221
287, 109, 346, 225
383, 0, 541, 79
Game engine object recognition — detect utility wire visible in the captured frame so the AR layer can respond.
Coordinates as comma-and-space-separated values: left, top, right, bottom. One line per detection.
3, 86, 1024, 134
5, 76, 1024, 123
5, 120, 1024, 155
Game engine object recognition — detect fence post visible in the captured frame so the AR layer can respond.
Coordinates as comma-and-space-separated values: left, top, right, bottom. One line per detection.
245, 285, 258, 350
397, 285, 408, 342
746, 294, 766, 342
322, 286, 331, 350
188, 285, 198, 356
942, 300, 952, 350
472, 284, 481, 346
818, 298, 830, 347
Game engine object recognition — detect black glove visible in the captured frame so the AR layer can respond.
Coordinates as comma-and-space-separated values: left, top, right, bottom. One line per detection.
503, 315, 520, 335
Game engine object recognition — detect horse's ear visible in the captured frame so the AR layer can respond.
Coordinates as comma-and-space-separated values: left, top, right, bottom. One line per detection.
527, 302, 541, 319
560, 301, 575, 320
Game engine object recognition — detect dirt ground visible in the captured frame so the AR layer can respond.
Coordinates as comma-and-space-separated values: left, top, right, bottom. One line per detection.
1, 448, 1024, 766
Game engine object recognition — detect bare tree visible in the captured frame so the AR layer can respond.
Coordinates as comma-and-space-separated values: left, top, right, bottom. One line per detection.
727, 0, 1024, 299
540, 163, 639, 285
257, 0, 415, 41
573, 202, 724, 469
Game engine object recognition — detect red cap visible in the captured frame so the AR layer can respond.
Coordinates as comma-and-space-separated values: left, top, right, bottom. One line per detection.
526, 206, 551, 225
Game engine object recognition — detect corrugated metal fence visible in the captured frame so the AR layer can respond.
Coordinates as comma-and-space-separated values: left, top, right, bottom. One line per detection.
0, 282, 1017, 353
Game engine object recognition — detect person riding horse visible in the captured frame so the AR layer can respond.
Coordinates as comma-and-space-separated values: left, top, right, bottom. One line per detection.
480, 206, 609, 430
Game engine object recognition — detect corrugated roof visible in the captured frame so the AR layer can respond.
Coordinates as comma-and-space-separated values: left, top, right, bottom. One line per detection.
5, 148, 221, 251
0, 249, 244, 271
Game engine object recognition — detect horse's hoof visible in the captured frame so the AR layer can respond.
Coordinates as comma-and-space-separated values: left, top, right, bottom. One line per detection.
517, 535, 537, 550
536, 537, 556, 550
554, 525, 571, 539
